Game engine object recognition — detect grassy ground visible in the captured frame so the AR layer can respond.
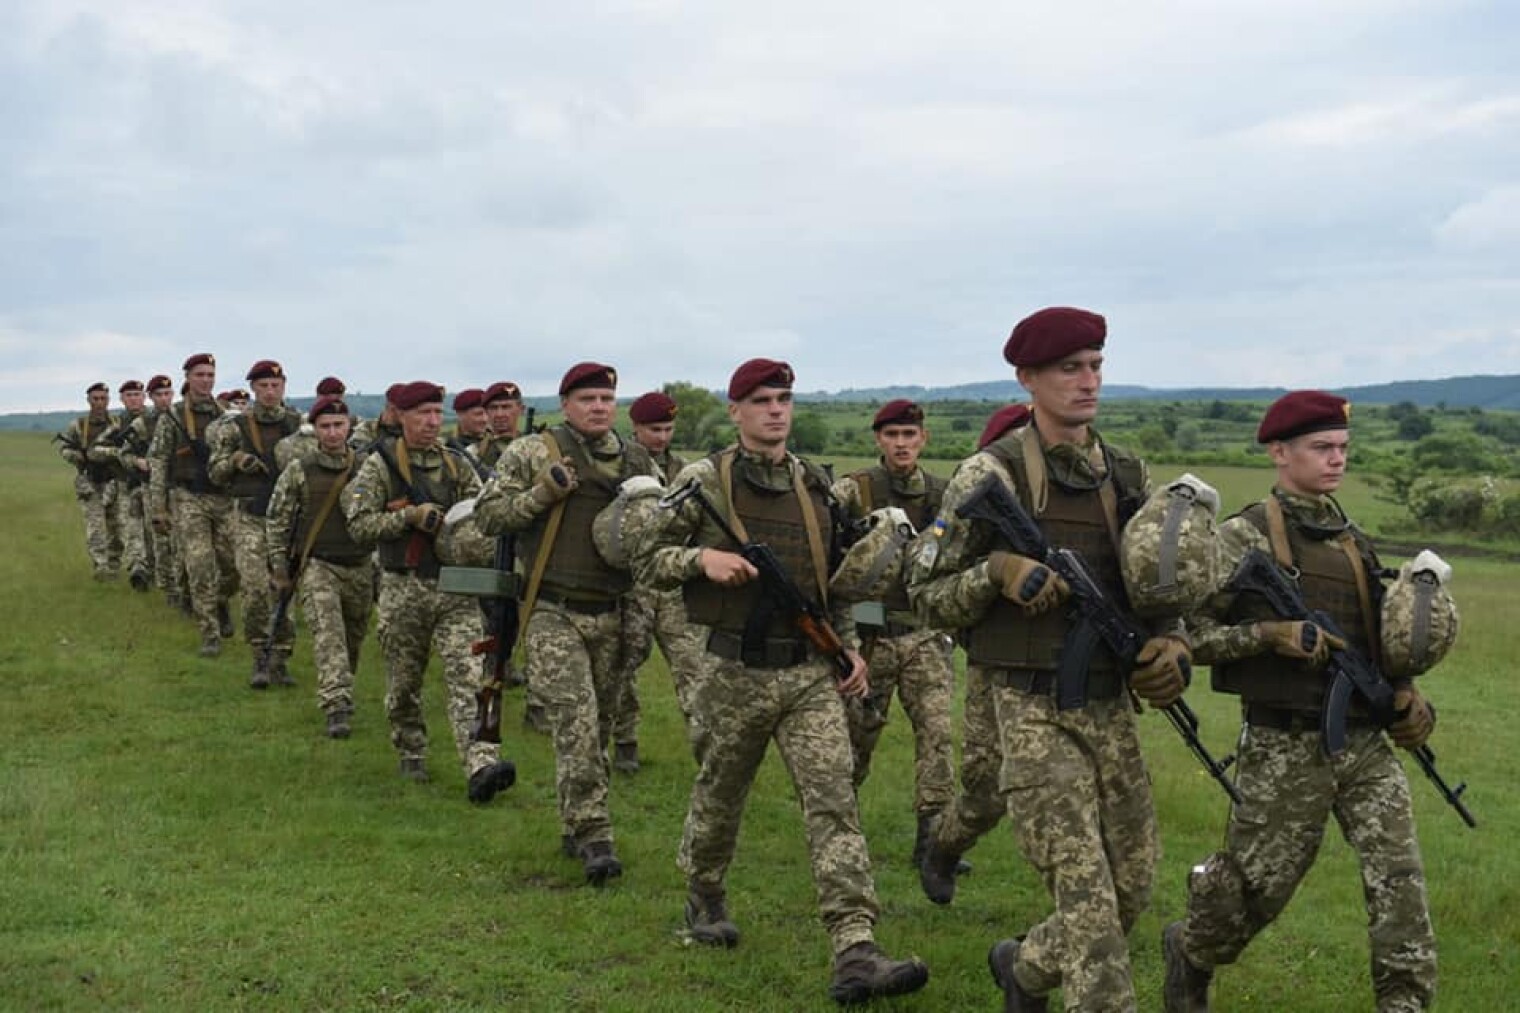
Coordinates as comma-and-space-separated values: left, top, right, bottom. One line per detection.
3, 431, 1516, 1010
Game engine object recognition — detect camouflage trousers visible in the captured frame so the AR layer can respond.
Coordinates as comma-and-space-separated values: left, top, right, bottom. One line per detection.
74, 474, 121, 574
376, 572, 498, 777
847, 628, 956, 816
152, 510, 184, 596
114, 483, 151, 581
523, 601, 625, 847
679, 648, 880, 956
932, 663, 1007, 856
171, 489, 237, 641
1181, 720, 1436, 1012
299, 557, 375, 716
992, 687, 1158, 1012
232, 506, 294, 653
609, 587, 707, 749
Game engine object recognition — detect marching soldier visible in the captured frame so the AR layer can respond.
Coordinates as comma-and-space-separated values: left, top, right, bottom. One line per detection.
447, 388, 490, 456
108, 380, 155, 590
55, 382, 123, 580
121, 375, 187, 607
466, 381, 525, 473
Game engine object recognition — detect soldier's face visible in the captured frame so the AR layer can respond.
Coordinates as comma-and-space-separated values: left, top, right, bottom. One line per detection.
1018, 349, 1102, 431
729, 387, 792, 451
314, 413, 351, 453
486, 399, 521, 435
400, 403, 443, 447
150, 388, 173, 411
562, 388, 615, 438
457, 406, 489, 437
87, 390, 110, 413
121, 390, 145, 411
634, 421, 675, 454
251, 377, 285, 408
875, 423, 926, 472
1271, 430, 1348, 497
186, 364, 216, 398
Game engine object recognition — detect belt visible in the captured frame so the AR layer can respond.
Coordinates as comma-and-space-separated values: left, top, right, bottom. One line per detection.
537, 591, 619, 616
1244, 704, 1378, 733
311, 553, 371, 567
987, 668, 1125, 700
706, 629, 811, 669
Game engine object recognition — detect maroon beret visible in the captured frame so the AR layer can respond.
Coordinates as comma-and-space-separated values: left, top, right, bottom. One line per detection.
86, 381, 109, 395
727, 358, 794, 401
1003, 307, 1107, 367
316, 376, 346, 396
484, 380, 522, 405
559, 362, 617, 396
146, 374, 174, 393
978, 403, 1033, 449
307, 395, 349, 424
384, 382, 405, 405
452, 388, 486, 412
1257, 390, 1351, 444
246, 359, 284, 382
118, 379, 144, 394
629, 391, 678, 425
218, 389, 248, 403
871, 399, 924, 431
392, 380, 444, 411
182, 352, 215, 371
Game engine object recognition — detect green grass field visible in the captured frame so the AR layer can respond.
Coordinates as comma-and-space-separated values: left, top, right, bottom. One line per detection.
3, 431, 1515, 1010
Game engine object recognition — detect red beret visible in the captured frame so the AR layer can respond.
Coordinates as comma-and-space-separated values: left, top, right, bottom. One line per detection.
392, 380, 444, 411
218, 389, 249, 403
629, 391, 678, 425
728, 358, 794, 401
452, 388, 486, 412
871, 399, 924, 431
182, 352, 215, 371
384, 382, 405, 405
559, 362, 617, 396
307, 395, 349, 424
146, 374, 174, 393
1003, 307, 1107, 367
1257, 390, 1351, 444
484, 380, 522, 404
118, 379, 144, 394
86, 381, 109, 394
978, 403, 1032, 449
316, 376, 346, 396
246, 359, 284, 382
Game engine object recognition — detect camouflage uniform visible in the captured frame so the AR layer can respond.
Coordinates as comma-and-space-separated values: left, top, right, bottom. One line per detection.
1175, 491, 1436, 1012
344, 436, 503, 778
104, 407, 153, 585
907, 426, 1161, 1010
56, 410, 122, 577
474, 426, 657, 851
267, 447, 374, 721
635, 446, 883, 956
209, 402, 304, 672
148, 397, 238, 647
466, 432, 510, 474
121, 407, 183, 598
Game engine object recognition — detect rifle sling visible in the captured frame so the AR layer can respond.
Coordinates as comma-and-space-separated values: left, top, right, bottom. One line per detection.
295, 453, 353, 573
718, 447, 831, 608
522, 429, 568, 621
1335, 530, 1382, 669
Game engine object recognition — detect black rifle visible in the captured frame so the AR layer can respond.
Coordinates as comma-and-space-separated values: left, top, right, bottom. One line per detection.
260, 501, 302, 676
957, 473, 1243, 805
162, 406, 216, 493
1225, 549, 1476, 828
470, 530, 521, 744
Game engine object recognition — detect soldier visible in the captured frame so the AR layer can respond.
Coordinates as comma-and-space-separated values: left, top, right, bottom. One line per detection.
149, 353, 239, 656
447, 388, 490, 456
474, 363, 655, 884
104, 380, 156, 590
466, 381, 525, 473
907, 308, 1188, 1011
1162, 391, 1438, 1013
266, 396, 376, 739
349, 384, 401, 453
634, 358, 929, 1005
979, 403, 1032, 450
342, 381, 516, 803
121, 375, 186, 607
830, 399, 959, 870
209, 360, 304, 688
55, 382, 123, 580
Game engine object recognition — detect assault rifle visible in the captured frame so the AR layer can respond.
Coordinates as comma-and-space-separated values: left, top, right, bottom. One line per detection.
373, 439, 442, 568
470, 529, 521, 744
161, 406, 216, 493
260, 501, 302, 677
957, 473, 1243, 805
1225, 549, 1476, 828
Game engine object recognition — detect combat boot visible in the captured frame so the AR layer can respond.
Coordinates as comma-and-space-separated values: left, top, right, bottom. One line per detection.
560, 834, 579, 859
988, 938, 1048, 1013
919, 836, 965, 905
913, 812, 973, 875
249, 655, 271, 690
467, 760, 518, 804
216, 602, 235, 638
828, 942, 928, 1005
613, 741, 640, 774
684, 886, 740, 948
129, 571, 151, 592
579, 840, 623, 887
270, 651, 295, 687
1162, 920, 1212, 1012
325, 710, 352, 739
398, 757, 430, 783
198, 636, 221, 659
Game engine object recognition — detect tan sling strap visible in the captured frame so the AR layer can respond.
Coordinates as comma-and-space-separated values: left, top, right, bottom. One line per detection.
1262, 495, 1297, 571
857, 472, 874, 515
389, 439, 458, 490
244, 413, 265, 456
522, 430, 568, 620
718, 447, 831, 605
181, 400, 199, 442
716, 447, 750, 543
1092, 440, 1123, 555
295, 452, 353, 571
1017, 425, 1050, 515
1336, 530, 1383, 667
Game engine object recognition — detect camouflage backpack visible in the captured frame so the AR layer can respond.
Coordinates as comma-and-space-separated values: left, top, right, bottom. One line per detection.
591, 475, 666, 571
1120, 472, 1222, 617
1381, 549, 1460, 678
829, 506, 916, 602
436, 497, 496, 568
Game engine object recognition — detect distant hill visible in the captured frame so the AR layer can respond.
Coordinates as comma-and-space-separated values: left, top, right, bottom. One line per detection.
6, 375, 1517, 431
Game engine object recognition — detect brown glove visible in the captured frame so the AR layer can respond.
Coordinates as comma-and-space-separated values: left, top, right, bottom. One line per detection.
530, 458, 578, 507
269, 566, 294, 594
233, 451, 268, 475
986, 551, 1070, 615
1388, 686, 1434, 749
404, 503, 444, 533
1130, 636, 1190, 708
1258, 620, 1345, 666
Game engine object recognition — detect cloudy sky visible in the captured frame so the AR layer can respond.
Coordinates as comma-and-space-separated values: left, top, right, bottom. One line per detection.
3, 1, 1516, 411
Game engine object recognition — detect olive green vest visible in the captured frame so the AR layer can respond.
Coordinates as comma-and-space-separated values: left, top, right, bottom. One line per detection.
374, 440, 462, 579
850, 465, 947, 613
228, 409, 302, 514
295, 456, 368, 565
168, 399, 224, 490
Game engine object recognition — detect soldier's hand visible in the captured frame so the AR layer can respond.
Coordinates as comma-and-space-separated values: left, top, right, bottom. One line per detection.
1130, 635, 1190, 708
270, 566, 294, 594
986, 551, 1070, 615
1258, 620, 1345, 666
1388, 686, 1434, 749
835, 649, 869, 698
700, 548, 757, 587
233, 451, 268, 475
403, 503, 444, 533
530, 458, 578, 507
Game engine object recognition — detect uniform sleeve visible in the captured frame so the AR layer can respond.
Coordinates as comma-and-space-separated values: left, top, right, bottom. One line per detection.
905, 452, 1005, 630
265, 464, 303, 571
632, 459, 721, 591
206, 417, 241, 487
56, 421, 84, 468
829, 474, 865, 521
342, 452, 407, 546
1186, 515, 1273, 666
473, 435, 554, 534
84, 421, 120, 464
147, 415, 175, 513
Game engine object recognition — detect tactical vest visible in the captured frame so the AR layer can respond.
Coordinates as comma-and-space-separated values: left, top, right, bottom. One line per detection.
654, 450, 687, 485
1212, 501, 1380, 710
684, 449, 833, 640
963, 432, 1142, 672
850, 465, 947, 613
374, 439, 461, 579
229, 410, 302, 514
76, 415, 116, 484
168, 399, 224, 491
519, 426, 645, 600
295, 456, 367, 565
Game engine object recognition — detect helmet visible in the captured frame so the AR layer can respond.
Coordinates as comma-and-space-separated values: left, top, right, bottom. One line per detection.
436, 497, 496, 568
1120, 473, 1222, 617
829, 507, 916, 602
1381, 550, 1460, 678
591, 475, 665, 570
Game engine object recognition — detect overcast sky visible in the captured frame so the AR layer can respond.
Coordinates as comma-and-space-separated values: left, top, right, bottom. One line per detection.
3, 1, 1517, 412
